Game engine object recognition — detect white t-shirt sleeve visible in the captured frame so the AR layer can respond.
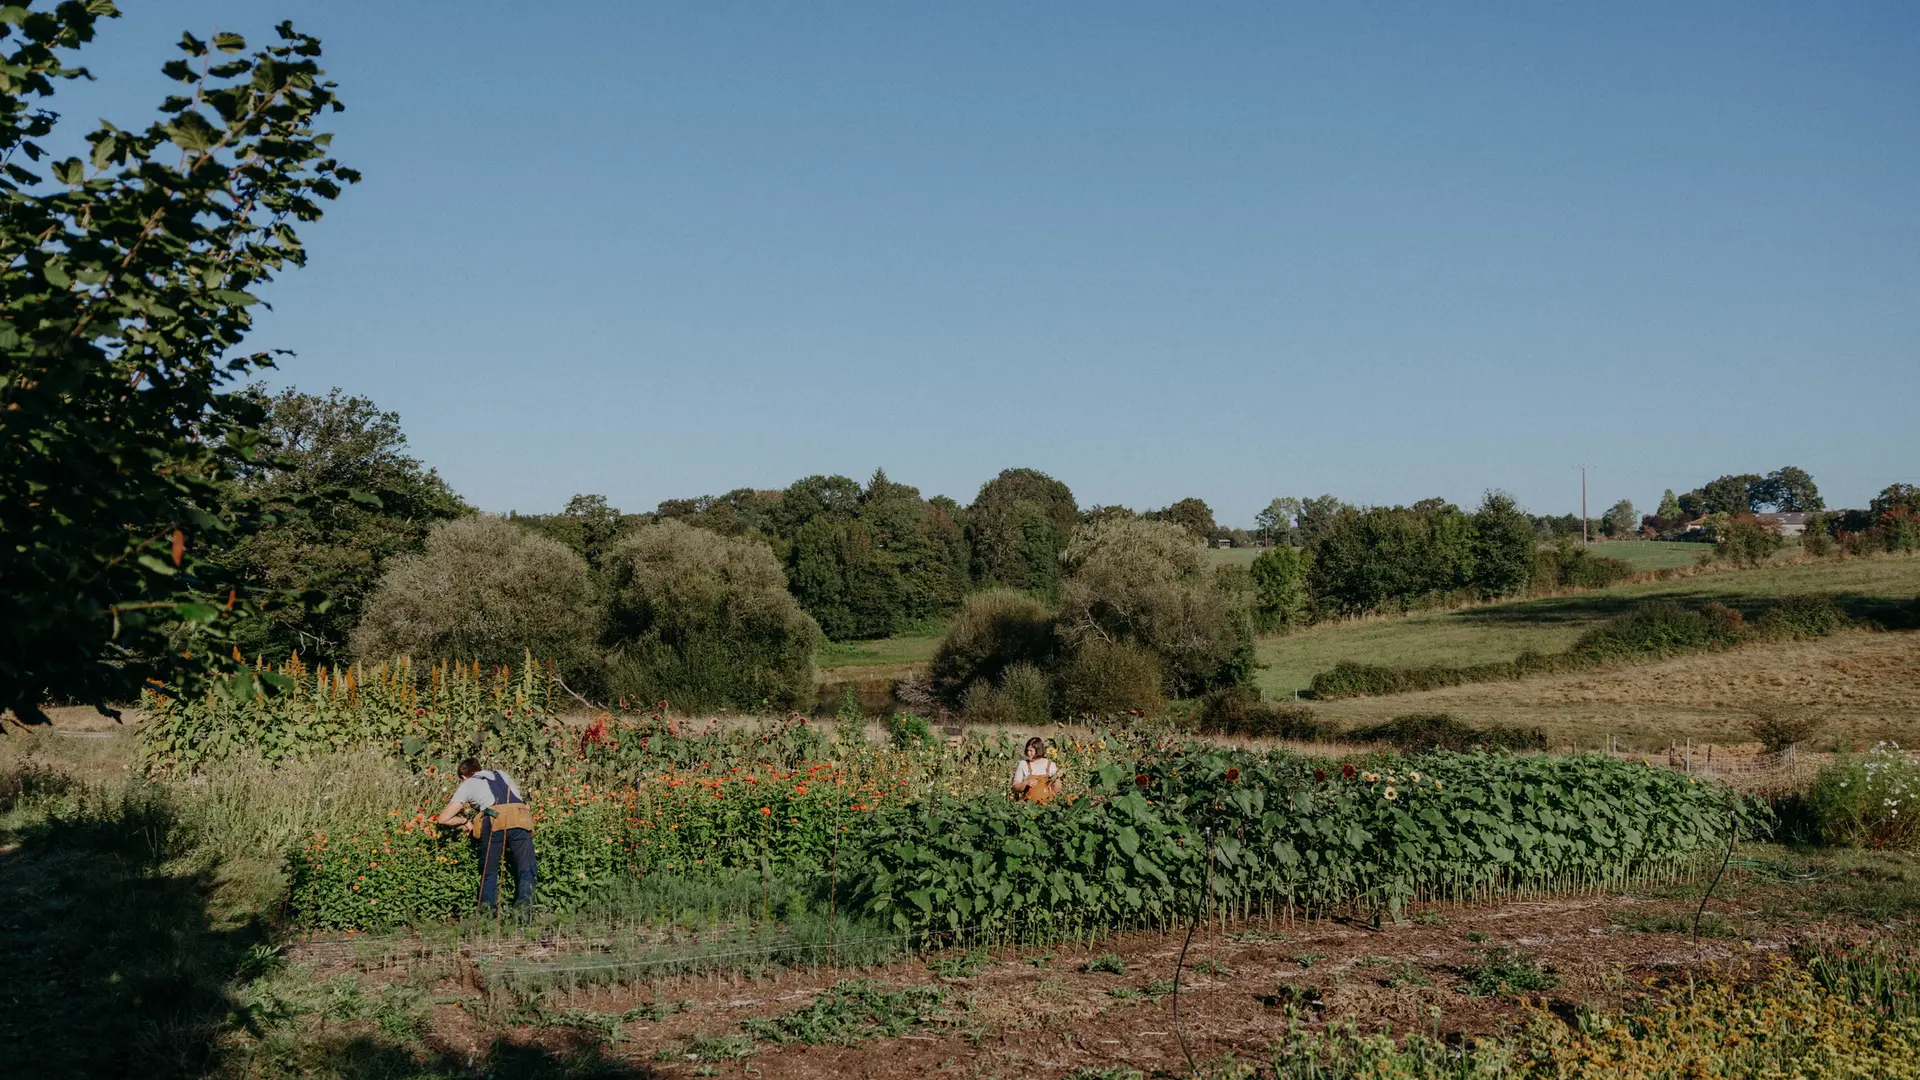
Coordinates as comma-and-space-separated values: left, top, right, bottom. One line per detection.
1013, 761, 1031, 785
452, 776, 492, 809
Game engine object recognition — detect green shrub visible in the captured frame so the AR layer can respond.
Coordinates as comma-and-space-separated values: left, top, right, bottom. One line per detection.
928, 589, 1055, 706
1750, 594, 1849, 639
599, 520, 821, 711
1531, 545, 1635, 592
1454, 946, 1557, 996
1802, 745, 1920, 851
1746, 706, 1823, 753
1712, 513, 1787, 566
1057, 517, 1254, 696
352, 516, 599, 674
1250, 545, 1311, 633
1346, 713, 1546, 753
1194, 686, 1328, 740
888, 712, 935, 750
1569, 600, 1722, 662
1058, 639, 1165, 717
998, 661, 1054, 725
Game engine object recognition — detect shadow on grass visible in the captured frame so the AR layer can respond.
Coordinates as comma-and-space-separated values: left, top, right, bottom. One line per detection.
315, 1032, 668, 1079
0, 784, 260, 1079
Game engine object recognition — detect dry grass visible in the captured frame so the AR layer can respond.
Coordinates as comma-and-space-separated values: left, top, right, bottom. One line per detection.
1308, 628, 1920, 751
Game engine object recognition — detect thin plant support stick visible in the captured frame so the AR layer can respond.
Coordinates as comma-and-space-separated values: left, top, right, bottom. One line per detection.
1694, 795, 1739, 947
1173, 827, 1210, 1077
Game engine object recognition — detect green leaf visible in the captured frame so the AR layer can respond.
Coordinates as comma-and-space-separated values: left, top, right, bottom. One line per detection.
174, 603, 218, 623
213, 32, 247, 53
136, 555, 178, 576
163, 111, 220, 153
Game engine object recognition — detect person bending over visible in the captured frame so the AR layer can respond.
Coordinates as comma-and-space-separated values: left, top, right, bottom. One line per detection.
435, 757, 536, 918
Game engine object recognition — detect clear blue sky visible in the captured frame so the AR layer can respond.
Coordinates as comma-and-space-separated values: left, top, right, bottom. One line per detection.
55, 2, 1920, 522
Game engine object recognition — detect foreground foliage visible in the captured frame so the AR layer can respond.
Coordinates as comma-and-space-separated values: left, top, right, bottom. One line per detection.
2, 4, 357, 722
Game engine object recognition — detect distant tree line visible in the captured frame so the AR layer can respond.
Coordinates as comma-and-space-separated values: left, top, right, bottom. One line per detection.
202, 388, 1913, 716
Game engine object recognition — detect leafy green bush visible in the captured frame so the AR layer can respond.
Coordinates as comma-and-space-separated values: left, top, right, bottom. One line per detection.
740, 980, 945, 1044
1569, 601, 1723, 662
928, 589, 1055, 705
1056, 517, 1254, 696
599, 520, 821, 711
1194, 686, 1328, 740
1058, 639, 1165, 717
1749, 594, 1849, 639
1802, 745, 1920, 851
1250, 546, 1311, 633
352, 516, 599, 674
889, 712, 935, 750
1346, 713, 1546, 754
1531, 545, 1635, 592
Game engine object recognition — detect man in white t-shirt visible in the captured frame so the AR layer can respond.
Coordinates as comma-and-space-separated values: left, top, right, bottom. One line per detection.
434, 757, 536, 917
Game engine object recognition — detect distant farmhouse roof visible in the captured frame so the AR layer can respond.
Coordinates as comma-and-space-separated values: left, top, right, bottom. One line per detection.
1756, 512, 1811, 536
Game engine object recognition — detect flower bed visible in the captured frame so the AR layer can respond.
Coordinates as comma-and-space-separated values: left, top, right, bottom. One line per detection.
287, 763, 909, 928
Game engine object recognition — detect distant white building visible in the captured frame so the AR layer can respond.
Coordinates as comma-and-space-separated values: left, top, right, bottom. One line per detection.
1757, 512, 1812, 537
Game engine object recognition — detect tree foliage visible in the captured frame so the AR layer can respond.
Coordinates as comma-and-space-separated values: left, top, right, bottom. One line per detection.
781, 470, 968, 640
1055, 517, 1252, 697
1249, 545, 1310, 633
1753, 466, 1823, 513
1147, 496, 1219, 541
351, 516, 598, 673
599, 519, 820, 710
219, 387, 468, 662
1, 8, 357, 721
1601, 499, 1638, 539
928, 589, 1055, 707
966, 467, 1078, 596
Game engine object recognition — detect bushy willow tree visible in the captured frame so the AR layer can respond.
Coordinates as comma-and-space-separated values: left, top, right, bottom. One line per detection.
1, 7, 357, 722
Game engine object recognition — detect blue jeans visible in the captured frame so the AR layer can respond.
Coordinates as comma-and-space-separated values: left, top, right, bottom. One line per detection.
473, 827, 535, 915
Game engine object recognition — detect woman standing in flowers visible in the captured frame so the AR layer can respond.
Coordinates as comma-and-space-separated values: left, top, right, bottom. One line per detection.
1012, 737, 1063, 804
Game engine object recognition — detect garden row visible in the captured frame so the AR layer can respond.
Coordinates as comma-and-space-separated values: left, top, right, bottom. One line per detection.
289, 743, 1752, 934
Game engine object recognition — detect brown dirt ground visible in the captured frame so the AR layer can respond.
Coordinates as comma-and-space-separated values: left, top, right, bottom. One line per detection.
294, 882, 1834, 1080
1308, 628, 1920, 750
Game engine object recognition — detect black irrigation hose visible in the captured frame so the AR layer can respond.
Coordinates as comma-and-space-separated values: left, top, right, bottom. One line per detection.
1693, 795, 1739, 947
1172, 827, 1209, 1077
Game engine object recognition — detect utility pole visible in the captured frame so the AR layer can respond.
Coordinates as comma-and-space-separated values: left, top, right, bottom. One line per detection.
1580, 465, 1588, 547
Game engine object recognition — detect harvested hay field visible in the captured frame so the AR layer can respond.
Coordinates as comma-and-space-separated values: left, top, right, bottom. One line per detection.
1310, 627, 1920, 750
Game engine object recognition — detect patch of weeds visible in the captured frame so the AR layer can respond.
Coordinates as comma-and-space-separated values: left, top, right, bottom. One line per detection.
1082, 951, 1127, 974
743, 980, 945, 1045
1291, 952, 1327, 969
1380, 963, 1432, 989
930, 948, 991, 979
1228, 929, 1289, 942
657, 1033, 755, 1062
1455, 947, 1557, 997
1108, 986, 1139, 1000
1069, 1069, 1145, 1080
1466, 931, 1488, 944
1258, 982, 1324, 1011
529, 1000, 685, 1043
1025, 953, 1054, 967
1413, 910, 1447, 927
1192, 957, 1232, 976
1358, 955, 1393, 967
1613, 910, 1737, 938
1143, 978, 1177, 1003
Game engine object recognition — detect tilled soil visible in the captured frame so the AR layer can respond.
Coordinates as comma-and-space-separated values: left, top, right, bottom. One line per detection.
296, 890, 1802, 1078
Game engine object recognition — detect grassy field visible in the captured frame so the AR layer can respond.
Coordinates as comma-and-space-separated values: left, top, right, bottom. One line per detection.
1252, 554, 1920, 698
1580, 539, 1714, 569
1205, 544, 1262, 568
1307, 627, 1920, 750
816, 625, 946, 672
